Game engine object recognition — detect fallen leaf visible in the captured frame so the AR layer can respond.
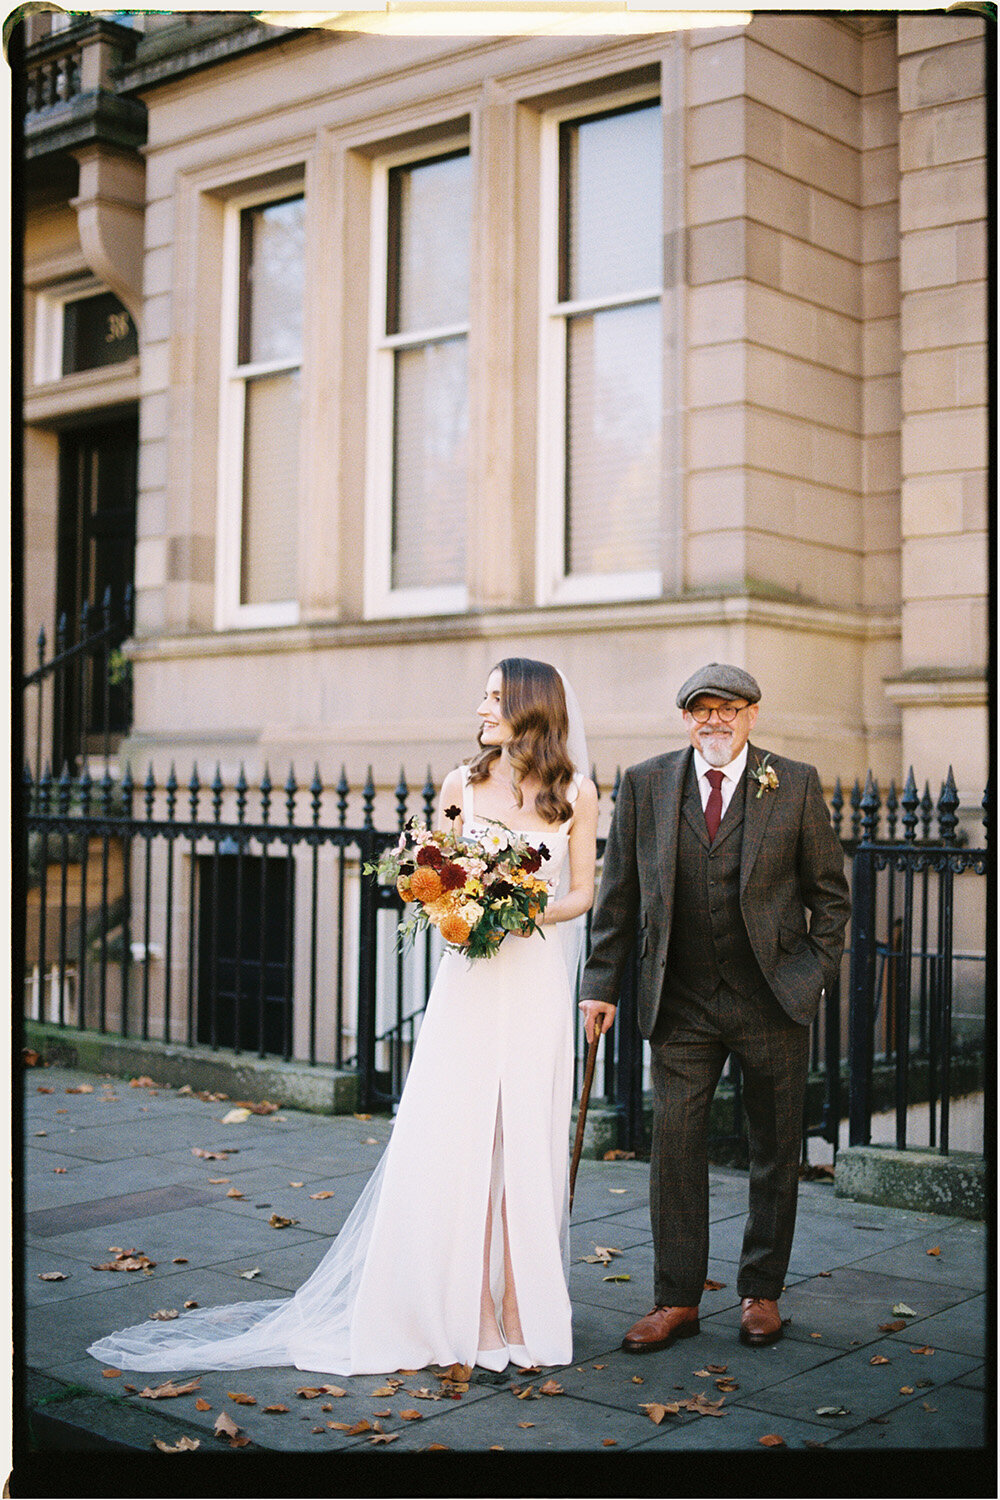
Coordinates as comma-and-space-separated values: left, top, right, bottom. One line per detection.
226, 1188, 245, 1199
603, 1273, 631, 1282
805, 1439, 827, 1448
227, 1392, 256, 1405
372, 1385, 398, 1398
289, 1181, 305, 1188
518, 1418, 536, 1429
694, 1365, 727, 1377
922, 1402, 938, 1413
716, 1379, 739, 1392
810, 1332, 823, 1339
818, 1270, 832, 1277
101, 1368, 121, 1378
268, 1213, 298, 1228
52, 1167, 67, 1174
438, 1362, 472, 1384
368, 1433, 398, 1444
892, 1303, 917, 1317
879, 1319, 907, 1332
640, 1402, 679, 1423
926, 1247, 941, 1257
195, 1398, 212, 1412
208, 1178, 231, 1185
759, 1433, 785, 1447
129, 1076, 158, 1088
139, 1378, 202, 1400
910, 1346, 935, 1356
149, 1308, 179, 1321
214, 1411, 240, 1438
514, 1386, 535, 1400
365, 1137, 379, 1145
593, 1364, 606, 1370
309, 1191, 335, 1200
192, 1148, 235, 1161
65, 1085, 93, 1094
424, 1443, 450, 1450
703, 1278, 726, 1290
489, 1444, 504, 1450
372, 1408, 391, 1418
399, 1409, 423, 1421
815, 1406, 850, 1417
172, 1257, 189, 1264
354, 1113, 372, 1120
123, 1385, 137, 1394
327, 1422, 352, 1431
608, 1188, 627, 1194
36, 1086, 54, 1093
263, 1404, 289, 1414
870, 1355, 890, 1365
900, 1385, 914, 1395
916, 1378, 933, 1388
239, 1268, 261, 1280
233, 1099, 280, 1114
686, 1393, 726, 1417
221, 1108, 252, 1124
152, 1435, 200, 1452
539, 1379, 563, 1396
345, 1420, 372, 1436
602, 1149, 636, 1160
38, 1271, 68, 1282
631, 1375, 644, 1385
602, 1438, 617, 1446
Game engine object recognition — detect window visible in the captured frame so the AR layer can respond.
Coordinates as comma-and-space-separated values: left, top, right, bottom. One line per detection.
366, 144, 471, 617
217, 188, 305, 627
537, 95, 663, 604
32, 279, 138, 385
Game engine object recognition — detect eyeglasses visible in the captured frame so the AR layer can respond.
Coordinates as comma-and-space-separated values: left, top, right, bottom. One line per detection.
688, 702, 747, 724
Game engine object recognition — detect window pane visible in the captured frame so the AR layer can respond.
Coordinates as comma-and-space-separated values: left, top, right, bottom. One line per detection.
240, 196, 305, 365
241, 369, 300, 604
563, 102, 662, 303
391, 337, 468, 589
62, 292, 137, 374
389, 152, 471, 334
565, 301, 661, 576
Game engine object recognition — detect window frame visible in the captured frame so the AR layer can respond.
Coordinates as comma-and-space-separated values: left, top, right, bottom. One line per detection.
535, 86, 664, 608
364, 134, 472, 620
215, 181, 306, 631
32, 276, 137, 386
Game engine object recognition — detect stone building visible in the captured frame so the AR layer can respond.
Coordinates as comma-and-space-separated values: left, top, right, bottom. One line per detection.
19, 6, 990, 804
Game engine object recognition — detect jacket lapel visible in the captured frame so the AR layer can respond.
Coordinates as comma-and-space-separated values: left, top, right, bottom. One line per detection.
740, 742, 777, 892
653, 748, 690, 911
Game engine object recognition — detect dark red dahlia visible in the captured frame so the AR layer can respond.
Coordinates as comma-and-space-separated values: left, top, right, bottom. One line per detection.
438, 862, 467, 891
416, 844, 444, 870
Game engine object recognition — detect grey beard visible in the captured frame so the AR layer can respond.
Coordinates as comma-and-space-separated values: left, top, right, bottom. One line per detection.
698, 735, 736, 768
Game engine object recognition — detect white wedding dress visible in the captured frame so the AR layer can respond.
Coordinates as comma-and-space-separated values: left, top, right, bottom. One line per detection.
88, 766, 580, 1376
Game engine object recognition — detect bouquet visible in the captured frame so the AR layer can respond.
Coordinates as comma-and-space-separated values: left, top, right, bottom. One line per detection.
366, 808, 551, 961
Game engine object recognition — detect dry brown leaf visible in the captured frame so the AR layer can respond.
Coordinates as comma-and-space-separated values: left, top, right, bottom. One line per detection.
641, 1402, 679, 1424
38, 1271, 68, 1282
703, 1278, 726, 1290
608, 1188, 627, 1194
910, 1346, 935, 1356
289, 1181, 305, 1188
922, 1402, 938, 1413
900, 1385, 914, 1395
408, 1388, 441, 1401
226, 1188, 245, 1199
152, 1435, 200, 1452
263, 1404, 289, 1413
438, 1362, 473, 1384
631, 1375, 644, 1385
686, 1393, 726, 1416
309, 1191, 335, 1200
208, 1178, 230, 1185
424, 1443, 451, 1451
268, 1213, 298, 1228
514, 1386, 535, 1401
36, 1086, 54, 1093
239, 1268, 260, 1280
870, 1355, 890, 1365
123, 1384, 137, 1394
489, 1445, 504, 1451
149, 1309, 179, 1321
233, 1099, 280, 1114
879, 1319, 907, 1332
372, 1408, 392, 1418
602, 1438, 618, 1447
759, 1433, 786, 1448
184, 1299, 199, 1309
53, 1167, 67, 1174
926, 1247, 941, 1257
539, 1379, 563, 1396
372, 1385, 398, 1398
818, 1270, 833, 1277
129, 1076, 158, 1088
345, 1419, 372, 1436
368, 1432, 399, 1445
716, 1379, 739, 1392
214, 1411, 240, 1438
327, 1422, 352, 1431
227, 1391, 256, 1405
139, 1377, 202, 1400
195, 1398, 212, 1412
101, 1368, 121, 1378
602, 1148, 636, 1160
172, 1256, 189, 1264
517, 1421, 535, 1429
65, 1085, 94, 1094
192, 1147, 235, 1161
399, 1409, 423, 1421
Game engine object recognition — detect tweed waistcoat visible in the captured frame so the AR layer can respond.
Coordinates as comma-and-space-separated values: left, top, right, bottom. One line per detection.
665, 760, 767, 1000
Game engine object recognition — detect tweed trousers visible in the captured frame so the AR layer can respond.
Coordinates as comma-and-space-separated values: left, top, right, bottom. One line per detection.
649, 978, 810, 1307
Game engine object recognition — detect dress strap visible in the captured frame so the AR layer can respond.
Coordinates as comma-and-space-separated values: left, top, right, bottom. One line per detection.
458, 763, 476, 828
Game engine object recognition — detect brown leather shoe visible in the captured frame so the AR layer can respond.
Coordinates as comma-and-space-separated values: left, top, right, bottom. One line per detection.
621, 1305, 700, 1353
739, 1296, 783, 1346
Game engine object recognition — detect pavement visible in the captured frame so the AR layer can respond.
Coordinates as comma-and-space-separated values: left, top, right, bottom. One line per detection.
13, 1062, 993, 1497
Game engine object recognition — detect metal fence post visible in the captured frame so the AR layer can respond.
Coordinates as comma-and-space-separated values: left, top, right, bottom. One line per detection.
356, 829, 379, 1113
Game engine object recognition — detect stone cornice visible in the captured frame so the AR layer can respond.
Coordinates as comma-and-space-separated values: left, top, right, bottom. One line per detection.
128, 595, 900, 664
883, 671, 987, 709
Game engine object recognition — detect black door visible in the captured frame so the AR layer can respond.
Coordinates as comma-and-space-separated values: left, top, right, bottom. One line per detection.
197, 853, 294, 1056
55, 414, 138, 768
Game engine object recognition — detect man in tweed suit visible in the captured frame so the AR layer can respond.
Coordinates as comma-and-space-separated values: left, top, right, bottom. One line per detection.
579, 664, 850, 1350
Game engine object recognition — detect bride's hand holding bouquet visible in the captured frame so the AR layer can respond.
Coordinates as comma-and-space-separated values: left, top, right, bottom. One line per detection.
367, 808, 551, 961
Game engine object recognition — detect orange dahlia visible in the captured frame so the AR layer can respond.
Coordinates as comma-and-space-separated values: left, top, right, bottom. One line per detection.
396, 874, 416, 902
409, 866, 444, 903
438, 912, 472, 945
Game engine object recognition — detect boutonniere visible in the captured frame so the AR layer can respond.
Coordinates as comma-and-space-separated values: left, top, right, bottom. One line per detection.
750, 753, 779, 798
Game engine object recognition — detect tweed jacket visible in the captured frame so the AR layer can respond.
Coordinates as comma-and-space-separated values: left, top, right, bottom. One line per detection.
580, 743, 851, 1035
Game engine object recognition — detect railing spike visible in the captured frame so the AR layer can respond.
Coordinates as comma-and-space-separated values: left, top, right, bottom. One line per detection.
337, 764, 350, 827
285, 764, 298, 825
937, 766, 959, 845
260, 763, 273, 826
362, 765, 376, 830
919, 781, 934, 839
422, 765, 436, 824
830, 776, 844, 837
860, 770, 879, 844
901, 767, 919, 842
311, 764, 323, 826
58, 763, 72, 812
189, 763, 200, 820
885, 779, 898, 839
211, 762, 224, 822
144, 763, 156, 819
236, 762, 248, 825
395, 766, 409, 830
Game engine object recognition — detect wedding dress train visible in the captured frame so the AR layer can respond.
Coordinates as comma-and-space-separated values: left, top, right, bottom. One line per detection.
88, 767, 579, 1376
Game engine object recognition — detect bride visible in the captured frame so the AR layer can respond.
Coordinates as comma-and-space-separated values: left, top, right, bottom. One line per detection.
88, 657, 599, 1376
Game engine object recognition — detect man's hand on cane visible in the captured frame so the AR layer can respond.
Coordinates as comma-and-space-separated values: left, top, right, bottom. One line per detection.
579, 1000, 617, 1046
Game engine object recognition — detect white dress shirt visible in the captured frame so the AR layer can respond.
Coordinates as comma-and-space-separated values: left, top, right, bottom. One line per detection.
693, 742, 748, 820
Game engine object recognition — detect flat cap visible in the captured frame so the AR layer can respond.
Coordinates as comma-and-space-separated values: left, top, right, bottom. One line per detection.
676, 662, 761, 711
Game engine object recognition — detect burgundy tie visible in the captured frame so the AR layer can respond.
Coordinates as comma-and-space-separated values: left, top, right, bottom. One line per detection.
704, 768, 725, 842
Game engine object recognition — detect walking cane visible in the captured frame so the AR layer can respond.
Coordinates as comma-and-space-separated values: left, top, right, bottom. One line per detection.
568, 1013, 604, 1214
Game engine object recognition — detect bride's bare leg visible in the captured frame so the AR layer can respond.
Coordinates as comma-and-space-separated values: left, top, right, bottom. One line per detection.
499, 1195, 524, 1344
478, 1192, 504, 1349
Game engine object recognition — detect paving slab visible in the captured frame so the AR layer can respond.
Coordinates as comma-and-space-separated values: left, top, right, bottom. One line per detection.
884, 1293, 986, 1359
827, 1376, 989, 1450
845, 1223, 987, 1291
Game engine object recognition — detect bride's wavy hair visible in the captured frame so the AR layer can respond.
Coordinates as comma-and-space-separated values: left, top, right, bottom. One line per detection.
467, 658, 575, 825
